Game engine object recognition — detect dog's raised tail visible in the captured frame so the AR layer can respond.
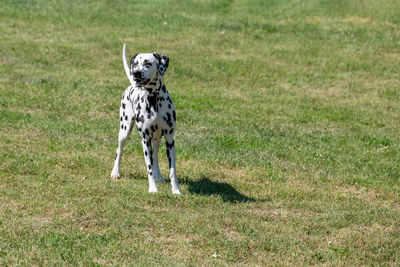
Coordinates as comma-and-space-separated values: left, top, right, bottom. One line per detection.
122, 43, 135, 86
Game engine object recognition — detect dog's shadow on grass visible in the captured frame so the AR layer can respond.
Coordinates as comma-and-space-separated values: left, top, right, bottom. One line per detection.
127, 173, 261, 203
181, 176, 258, 203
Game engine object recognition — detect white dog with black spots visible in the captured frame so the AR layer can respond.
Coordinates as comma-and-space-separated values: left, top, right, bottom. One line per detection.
111, 44, 180, 195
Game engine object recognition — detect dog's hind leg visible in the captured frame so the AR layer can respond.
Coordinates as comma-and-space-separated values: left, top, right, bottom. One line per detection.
152, 139, 165, 183
111, 95, 134, 179
165, 134, 180, 195
141, 138, 158, 193
153, 139, 164, 182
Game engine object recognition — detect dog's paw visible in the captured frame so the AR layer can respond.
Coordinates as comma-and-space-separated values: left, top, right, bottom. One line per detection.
110, 174, 120, 180
172, 188, 181, 195
148, 187, 158, 193
148, 181, 158, 193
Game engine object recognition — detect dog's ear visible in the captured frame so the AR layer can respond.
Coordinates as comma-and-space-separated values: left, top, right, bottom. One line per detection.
129, 53, 139, 74
153, 53, 169, 76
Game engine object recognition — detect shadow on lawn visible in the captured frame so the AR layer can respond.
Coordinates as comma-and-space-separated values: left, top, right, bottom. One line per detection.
181, 176, 257, 203
127, 173, 261, 203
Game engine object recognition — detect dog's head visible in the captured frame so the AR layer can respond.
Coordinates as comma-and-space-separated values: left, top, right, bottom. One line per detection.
129, 53, 169, 86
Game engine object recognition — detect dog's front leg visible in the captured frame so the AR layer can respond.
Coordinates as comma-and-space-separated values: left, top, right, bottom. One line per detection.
141, 138, 158, 193
165, 135, 180, 195
111, 96, 134, 179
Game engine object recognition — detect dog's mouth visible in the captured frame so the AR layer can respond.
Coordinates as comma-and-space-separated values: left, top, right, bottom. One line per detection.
134, 78, 151, 86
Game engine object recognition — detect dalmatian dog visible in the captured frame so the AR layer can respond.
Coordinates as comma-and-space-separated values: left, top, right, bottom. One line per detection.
110, 44, 180, 195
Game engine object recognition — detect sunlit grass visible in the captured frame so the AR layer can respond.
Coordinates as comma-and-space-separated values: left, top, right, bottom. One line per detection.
1, 0, 399, 265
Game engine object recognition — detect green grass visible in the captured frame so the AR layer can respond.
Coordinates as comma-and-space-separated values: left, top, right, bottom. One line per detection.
1, 0, 400, 265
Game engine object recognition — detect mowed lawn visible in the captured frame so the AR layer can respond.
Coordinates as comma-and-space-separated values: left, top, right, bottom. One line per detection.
1, 0, 399, 265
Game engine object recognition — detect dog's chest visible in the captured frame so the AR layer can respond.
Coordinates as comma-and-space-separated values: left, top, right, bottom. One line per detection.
130, 87, 175, 139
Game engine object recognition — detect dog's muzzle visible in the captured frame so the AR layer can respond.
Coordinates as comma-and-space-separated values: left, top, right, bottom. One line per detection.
133, 71, 144, 80
132, 71, 150, 85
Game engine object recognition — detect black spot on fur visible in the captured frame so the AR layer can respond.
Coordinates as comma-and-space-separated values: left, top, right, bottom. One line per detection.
145, 129, 149, 135
162, 85, 166, 93
147, 93, 159, 112
122, 103, 126, 109
136, 115, 144, 123
166, 140, 175, 150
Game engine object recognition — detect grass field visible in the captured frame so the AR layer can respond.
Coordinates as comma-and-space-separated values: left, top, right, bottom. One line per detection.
1, 0, 400, 265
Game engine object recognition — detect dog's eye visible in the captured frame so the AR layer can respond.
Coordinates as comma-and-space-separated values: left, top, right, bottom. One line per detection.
133, 61, 138, 67
145, 63, 152, 68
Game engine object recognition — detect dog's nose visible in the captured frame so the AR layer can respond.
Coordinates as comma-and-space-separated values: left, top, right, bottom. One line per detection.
133, 71, 143, 79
